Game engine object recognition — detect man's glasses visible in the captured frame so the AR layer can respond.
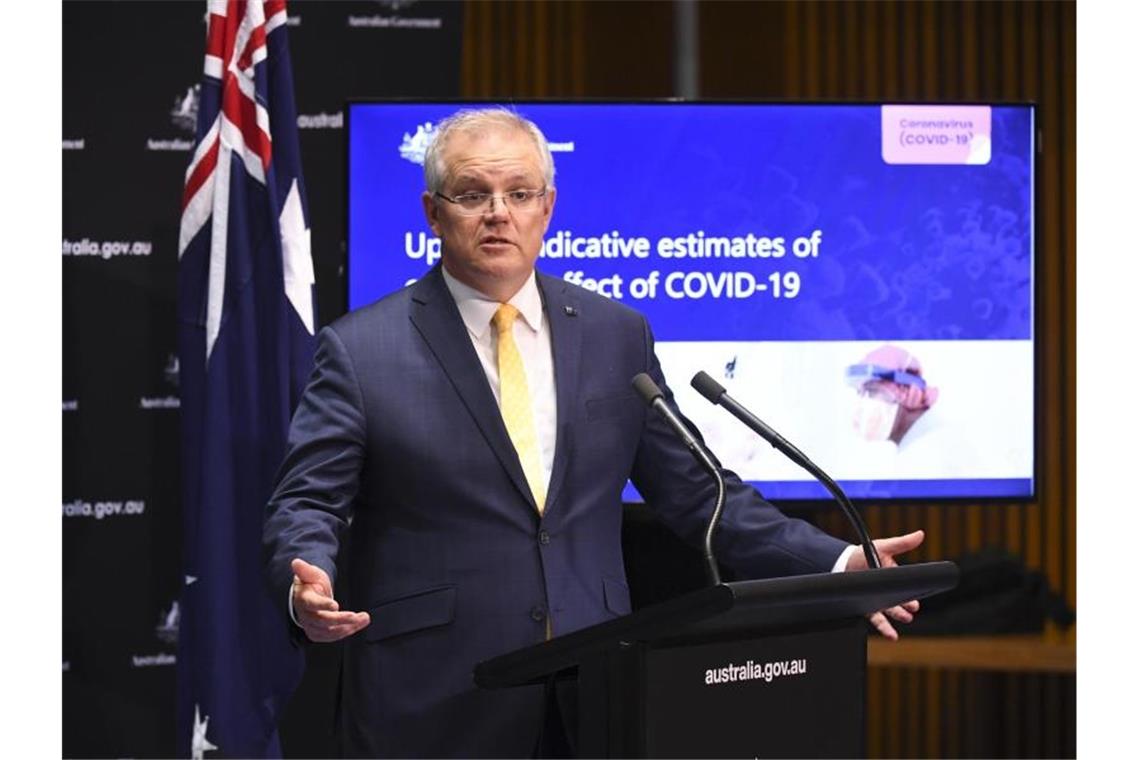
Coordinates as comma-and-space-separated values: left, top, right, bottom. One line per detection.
434, 188, 548, 216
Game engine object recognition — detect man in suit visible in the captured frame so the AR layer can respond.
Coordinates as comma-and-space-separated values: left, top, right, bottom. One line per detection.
263, 108, 923, 758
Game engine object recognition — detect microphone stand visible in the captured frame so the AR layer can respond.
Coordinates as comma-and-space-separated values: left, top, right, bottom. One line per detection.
691, 371, 881, 570
632, 373, 726, 585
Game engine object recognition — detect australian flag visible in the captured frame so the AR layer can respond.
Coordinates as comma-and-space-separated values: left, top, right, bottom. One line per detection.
176, 1, 315, 757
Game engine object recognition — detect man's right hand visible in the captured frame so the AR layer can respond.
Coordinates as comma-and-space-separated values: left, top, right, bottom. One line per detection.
291, 558, 371, 642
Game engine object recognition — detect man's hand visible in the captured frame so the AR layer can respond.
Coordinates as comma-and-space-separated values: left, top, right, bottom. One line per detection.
845, 530, 925, 641
291, 558, 371, 643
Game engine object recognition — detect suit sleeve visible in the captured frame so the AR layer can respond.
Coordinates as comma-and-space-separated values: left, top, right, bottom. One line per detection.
263, 325, 367, 620
628, 317, 850, 578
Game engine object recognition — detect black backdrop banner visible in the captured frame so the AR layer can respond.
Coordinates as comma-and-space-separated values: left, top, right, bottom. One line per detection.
62, 2, 463, 756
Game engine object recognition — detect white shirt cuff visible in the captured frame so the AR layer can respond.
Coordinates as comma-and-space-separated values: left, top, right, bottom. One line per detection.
832, 544, 859, 573
288, 583, 301, 627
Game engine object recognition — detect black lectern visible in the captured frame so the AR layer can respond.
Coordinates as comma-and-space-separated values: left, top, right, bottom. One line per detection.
476, 562, 958, 758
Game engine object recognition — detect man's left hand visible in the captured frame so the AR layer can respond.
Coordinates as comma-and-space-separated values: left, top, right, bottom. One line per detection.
845, 530, 925, 641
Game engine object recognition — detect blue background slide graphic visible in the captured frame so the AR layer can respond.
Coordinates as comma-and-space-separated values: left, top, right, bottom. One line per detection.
349, 103, 1034, 343
347, 103, 1035, 501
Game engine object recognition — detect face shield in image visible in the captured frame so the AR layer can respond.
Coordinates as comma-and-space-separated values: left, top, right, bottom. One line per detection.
845, 346, 938, 444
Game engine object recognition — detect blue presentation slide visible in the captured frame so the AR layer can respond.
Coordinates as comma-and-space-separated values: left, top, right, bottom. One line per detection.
348, 102, 1036, 502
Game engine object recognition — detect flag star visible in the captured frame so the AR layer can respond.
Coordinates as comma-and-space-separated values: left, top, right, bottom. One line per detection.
192, 704, 218, 760
280, 178, 315, 334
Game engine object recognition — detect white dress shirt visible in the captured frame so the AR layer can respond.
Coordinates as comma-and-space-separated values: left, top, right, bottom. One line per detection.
440, 267, 557, 492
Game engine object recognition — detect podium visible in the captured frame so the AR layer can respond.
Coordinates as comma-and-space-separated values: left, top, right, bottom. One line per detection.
476, 562, 958, 758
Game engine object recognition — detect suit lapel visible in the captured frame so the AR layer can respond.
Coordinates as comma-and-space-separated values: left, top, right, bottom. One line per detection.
537, 273, 582, 519
408, 267, 537, 511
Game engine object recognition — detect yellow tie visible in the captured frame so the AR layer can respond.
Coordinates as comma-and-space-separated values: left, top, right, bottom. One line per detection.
492, 304, 546, 514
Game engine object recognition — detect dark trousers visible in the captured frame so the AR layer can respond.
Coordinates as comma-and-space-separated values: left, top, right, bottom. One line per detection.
533, 677, 577, 759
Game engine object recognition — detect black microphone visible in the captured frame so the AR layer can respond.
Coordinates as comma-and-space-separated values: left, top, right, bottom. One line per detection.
691, 370, 881, 570
632, 373, 725, 585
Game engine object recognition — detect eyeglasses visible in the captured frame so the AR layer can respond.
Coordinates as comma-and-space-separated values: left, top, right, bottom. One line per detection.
434, 188, 548, 216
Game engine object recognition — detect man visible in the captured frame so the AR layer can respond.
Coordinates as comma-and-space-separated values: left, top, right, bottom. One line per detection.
844, 342, 987, 480
264, 108, 923, 758
848, 344, 940, 446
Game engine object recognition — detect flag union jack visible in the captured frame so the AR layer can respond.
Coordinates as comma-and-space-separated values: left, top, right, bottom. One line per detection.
176, 1, 315, 757
179, 0, 314, 359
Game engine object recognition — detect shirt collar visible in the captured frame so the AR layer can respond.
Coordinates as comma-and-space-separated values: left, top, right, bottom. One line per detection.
440, 266, 544, 340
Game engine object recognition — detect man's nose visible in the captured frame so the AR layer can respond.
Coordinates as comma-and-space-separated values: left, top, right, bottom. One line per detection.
484, 195, 510, 219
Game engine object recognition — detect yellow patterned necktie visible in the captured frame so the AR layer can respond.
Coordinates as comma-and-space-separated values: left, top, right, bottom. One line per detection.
492, 303, 546, 514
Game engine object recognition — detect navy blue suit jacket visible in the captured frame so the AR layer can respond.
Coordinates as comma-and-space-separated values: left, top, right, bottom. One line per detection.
263, 265, 848, 757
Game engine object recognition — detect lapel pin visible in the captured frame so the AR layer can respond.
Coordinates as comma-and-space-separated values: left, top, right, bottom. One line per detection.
564, 305, 578, 317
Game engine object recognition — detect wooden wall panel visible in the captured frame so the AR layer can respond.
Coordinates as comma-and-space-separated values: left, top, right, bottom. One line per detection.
1060, 1, 1077, 611
461, 0, 671, 99
459, 1, 1076, 756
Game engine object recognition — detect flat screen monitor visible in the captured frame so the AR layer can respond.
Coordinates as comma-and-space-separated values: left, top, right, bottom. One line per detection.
346, 101, 1036, 503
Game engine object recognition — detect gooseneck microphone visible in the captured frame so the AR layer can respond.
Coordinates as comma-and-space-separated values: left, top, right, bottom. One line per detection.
632, 373, 725, 585
690, 370, 881, 570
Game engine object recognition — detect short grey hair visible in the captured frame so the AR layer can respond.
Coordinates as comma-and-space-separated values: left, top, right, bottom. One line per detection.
423, 107, 555, 194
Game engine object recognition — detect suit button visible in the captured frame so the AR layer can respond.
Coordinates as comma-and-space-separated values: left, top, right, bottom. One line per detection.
530, 606, 546, 622
538, 530, 550, 545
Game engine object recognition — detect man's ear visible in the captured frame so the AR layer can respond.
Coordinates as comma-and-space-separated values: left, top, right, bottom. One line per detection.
541, 186, 557, 233
898, 383, 939, 410
900, 385, 924, 409
422, 191, 442, 237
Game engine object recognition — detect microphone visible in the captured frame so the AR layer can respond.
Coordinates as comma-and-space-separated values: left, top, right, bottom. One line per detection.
690, 370, 881, 570
632, 373, 725, 585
